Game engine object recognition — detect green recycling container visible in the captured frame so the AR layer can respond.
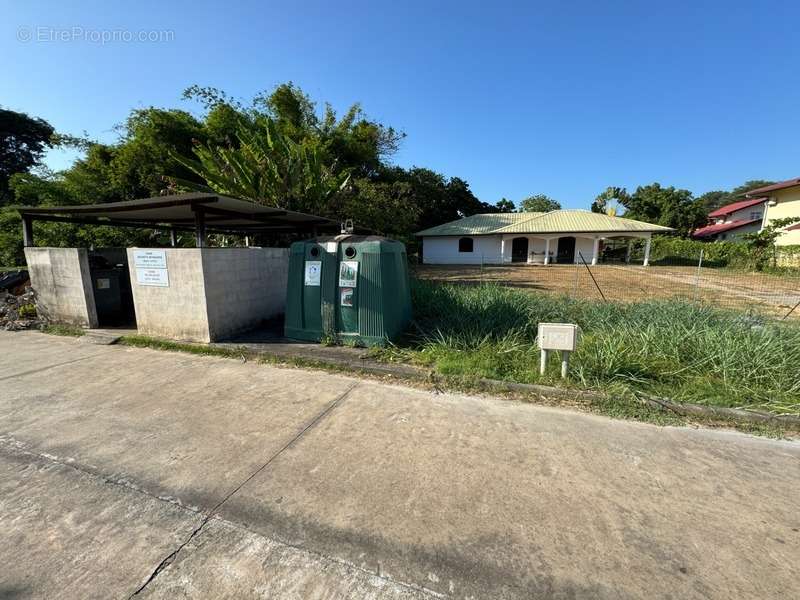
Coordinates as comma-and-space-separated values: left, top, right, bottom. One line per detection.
284, 235, 412, 346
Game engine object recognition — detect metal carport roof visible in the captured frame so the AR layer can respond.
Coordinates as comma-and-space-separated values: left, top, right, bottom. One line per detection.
16, 192, 345, 247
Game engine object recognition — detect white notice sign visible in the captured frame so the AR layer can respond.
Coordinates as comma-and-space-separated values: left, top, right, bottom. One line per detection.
136, 268, 170, 287
133, 249, 167, 269
304, 261, 322, 286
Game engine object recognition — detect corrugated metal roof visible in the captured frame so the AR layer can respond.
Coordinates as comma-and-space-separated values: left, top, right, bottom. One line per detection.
416, 210, 673, 236
708, 197, 765, 218
742, 177, 800, 196
692, 219, 759, 238
415, 212, 543, 236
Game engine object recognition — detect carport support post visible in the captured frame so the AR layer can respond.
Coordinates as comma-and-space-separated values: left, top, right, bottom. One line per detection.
544, 238, 551, 265
643, 236, 652, 266
170, 228, 178, 247
625, 240, 632, 264
591, 238, 600, 265
21, 215, 34, 247
194, 209, 206, 248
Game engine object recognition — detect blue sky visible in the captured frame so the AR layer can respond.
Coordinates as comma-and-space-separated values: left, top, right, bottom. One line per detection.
3, 0, 798, 209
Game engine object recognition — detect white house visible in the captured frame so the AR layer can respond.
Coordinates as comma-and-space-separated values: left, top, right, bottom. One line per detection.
416, 210, 673, 266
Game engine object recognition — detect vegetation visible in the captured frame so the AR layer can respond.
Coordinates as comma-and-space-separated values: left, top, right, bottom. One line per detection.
377, 280, 800, 415
589, 180, 780, 238
0, 108, 56, 203
42, 323, 85, 337
518, 194, 561, 213
0, 83, 503, 266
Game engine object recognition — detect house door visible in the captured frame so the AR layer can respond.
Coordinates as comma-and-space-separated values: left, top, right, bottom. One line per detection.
511, 237, 529, 262
556, 237, 576, 264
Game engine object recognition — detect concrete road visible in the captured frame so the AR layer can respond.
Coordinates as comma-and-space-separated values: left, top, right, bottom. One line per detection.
0, 331, 798, 599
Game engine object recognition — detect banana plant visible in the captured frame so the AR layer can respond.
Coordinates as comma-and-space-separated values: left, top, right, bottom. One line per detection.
169, 116, 350, 215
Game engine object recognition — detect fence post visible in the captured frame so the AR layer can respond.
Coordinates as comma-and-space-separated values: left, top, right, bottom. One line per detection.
573, 260, 580, 298
694, 249, 704, 303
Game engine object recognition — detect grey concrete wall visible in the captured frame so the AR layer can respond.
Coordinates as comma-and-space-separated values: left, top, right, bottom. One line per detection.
127, 247, 289, 343
202, 248, 289, 341
24, 247, 98, 327
127, 249, 210, 342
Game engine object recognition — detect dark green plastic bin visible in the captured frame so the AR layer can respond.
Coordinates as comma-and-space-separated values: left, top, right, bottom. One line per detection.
284, 235, 412, 346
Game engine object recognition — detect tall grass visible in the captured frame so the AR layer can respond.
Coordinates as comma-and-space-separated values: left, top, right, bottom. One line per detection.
389, 280, 800, 414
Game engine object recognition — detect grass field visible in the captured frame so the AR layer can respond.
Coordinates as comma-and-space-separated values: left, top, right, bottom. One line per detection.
376, 279, 800, 416
414, 263, 800, 319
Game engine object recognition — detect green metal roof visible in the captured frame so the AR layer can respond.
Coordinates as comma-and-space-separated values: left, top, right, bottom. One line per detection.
416, 210, 673, 236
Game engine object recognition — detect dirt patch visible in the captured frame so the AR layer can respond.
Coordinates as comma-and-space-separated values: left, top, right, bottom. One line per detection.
413, 263, 800, 318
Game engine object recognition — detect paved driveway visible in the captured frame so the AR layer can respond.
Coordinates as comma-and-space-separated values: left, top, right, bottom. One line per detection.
1, 331, 798, 599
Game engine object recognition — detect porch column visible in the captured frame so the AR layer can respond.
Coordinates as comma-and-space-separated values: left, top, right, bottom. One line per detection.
643, 236, 652, 266
591, 237, 600, 265
500, 237, 506, 263
544, 238, 551, 265
625, 240, 632, 264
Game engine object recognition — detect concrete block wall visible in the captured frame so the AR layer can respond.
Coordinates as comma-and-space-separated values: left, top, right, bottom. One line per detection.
127, 247, 289, 343
127, 249, 211, 342
24, 247, 98, 327
202, 248, 289, 341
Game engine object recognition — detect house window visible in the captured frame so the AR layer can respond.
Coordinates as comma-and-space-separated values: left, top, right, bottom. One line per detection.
458, 237, 474, 253
750, 211, 762, 221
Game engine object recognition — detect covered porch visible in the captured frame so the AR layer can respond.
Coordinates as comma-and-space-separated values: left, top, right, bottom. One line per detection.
499, 233, 653, 266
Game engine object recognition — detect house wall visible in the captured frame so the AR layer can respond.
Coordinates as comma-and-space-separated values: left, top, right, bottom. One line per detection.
422, 234, 618, 264
572, 237, 596, 263
202, 248, 289, 341
714, 204, 764, 223
24, 247, 98, 327
763, 187, 800, 246
422, 236, 503, 264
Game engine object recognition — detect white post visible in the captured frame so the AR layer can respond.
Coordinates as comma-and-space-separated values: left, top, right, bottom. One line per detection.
544, 238, 551, 265
561, 352, 570, 378
643, 236, 652, 267
625, 240, 632, 264
540, 349, 548, 375
500, 237, 506, 264
591, 237, 600, 265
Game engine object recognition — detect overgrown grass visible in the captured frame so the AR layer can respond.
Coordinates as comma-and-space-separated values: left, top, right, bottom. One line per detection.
377, 280, 800, 415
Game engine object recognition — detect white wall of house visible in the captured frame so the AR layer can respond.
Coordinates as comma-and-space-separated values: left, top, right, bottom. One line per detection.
422, 233, 652, 265
714, 204, 765, 224
422, 235, 504, 264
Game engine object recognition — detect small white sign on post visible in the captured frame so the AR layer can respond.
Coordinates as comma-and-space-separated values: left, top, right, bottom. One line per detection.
133, 249, 167, 269
135, 267, 170, 287
537, 323, 580, 378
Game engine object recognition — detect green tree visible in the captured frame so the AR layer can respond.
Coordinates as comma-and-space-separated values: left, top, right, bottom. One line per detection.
518, 194, 560, 212
697, 180, 774, 214
623, 183, 705, 235
495, 198, 515, 212
0, 108, 55, 203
